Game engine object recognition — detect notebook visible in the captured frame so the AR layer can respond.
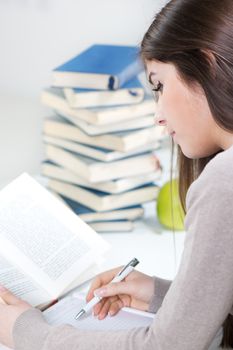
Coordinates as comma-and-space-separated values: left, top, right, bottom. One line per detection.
0, 294, 155, 350
43, 294, 155, 330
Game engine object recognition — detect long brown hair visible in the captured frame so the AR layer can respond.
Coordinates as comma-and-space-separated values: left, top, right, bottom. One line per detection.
141, 0, 233, 347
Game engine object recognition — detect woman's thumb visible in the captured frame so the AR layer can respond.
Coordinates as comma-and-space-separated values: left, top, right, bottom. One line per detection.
94, 282, 127, 298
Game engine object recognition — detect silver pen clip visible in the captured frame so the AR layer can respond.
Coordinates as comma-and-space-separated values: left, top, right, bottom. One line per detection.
117, 258, 139, 276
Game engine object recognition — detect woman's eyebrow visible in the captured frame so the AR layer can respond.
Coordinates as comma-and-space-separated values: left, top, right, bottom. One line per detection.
148, 72, 157, 84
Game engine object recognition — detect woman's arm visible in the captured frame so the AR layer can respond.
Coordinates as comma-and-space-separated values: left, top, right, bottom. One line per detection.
148, 276, 172, 313
12, 155, 233, 350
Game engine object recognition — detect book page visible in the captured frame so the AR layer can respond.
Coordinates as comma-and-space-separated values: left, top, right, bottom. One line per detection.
61, 260, 103, 296
0, 174, 110, 297
44, 295, 155, 330
0, 255, 51, 307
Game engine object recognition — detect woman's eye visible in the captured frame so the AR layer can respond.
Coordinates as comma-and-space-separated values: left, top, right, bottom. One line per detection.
153, 81, 162, 91
152, 81, 163, 93
152, 81, 163, 101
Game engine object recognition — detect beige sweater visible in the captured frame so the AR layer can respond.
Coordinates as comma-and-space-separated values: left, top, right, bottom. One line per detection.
13, 145, 233, 350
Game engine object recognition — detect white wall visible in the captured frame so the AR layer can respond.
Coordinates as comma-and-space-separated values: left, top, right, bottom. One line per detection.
0, 0, 168, 97
0, 0, 167, 186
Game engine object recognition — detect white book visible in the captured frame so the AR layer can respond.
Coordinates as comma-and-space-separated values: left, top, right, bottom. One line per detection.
63, 77, 144, 108
55, 111, 155, 135
55, 193, 144, 223
42, 162, 162, 194
43, 117, 165, 153
89, 220, 134, 233
43, 294, 155, 329
43, 135, 160, 162
44, 144, 159, 183
41, 88, 155, 126
0, 174, 109, 309
47, 179, 159, 212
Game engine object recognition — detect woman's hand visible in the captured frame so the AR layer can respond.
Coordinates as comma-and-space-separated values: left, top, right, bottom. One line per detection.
86, 266, 154, 320
0, 285, 32, 348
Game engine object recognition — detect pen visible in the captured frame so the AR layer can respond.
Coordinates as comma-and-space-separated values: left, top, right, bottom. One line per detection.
75, 257, 139, 320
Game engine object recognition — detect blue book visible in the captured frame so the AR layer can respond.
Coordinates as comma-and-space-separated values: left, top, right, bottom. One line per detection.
52, 44, 143, 90
63, 77, 145, 108
59, 194, 144, 223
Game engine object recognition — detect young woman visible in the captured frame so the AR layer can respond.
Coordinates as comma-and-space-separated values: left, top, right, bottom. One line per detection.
0, 0, 233, 349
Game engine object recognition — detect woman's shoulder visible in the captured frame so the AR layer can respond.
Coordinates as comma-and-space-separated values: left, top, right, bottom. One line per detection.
186, 145, 233, 207
197, 145, 233, 184
204, 145, 233, 177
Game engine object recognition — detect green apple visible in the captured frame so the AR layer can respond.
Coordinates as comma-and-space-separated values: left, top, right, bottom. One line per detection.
156, 179, 184, 230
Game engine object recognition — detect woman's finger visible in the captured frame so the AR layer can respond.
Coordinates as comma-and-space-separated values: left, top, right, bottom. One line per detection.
94, 280, 135, 299
93, 298, 106, 316
108, 298, 125, 316
93, 296, 118, 316
97, 298, 113, 320
86, 278, 102, 302
0, 285, 22, 306
86, 267, 123, 302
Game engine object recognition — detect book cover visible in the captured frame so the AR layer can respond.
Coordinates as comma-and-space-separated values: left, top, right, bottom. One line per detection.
52, 44, 143, 90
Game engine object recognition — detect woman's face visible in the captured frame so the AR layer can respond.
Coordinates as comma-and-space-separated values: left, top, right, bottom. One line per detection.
146, 60, 224, 159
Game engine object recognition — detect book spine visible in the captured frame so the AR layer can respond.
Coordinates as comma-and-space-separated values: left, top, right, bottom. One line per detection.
116, 59, 143, 89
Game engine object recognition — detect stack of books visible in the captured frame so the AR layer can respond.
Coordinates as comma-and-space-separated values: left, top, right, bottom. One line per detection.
41, 44, 165, 232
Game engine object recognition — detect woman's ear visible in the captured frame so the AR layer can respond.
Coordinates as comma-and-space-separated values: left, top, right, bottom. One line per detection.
200, 49, 217, 77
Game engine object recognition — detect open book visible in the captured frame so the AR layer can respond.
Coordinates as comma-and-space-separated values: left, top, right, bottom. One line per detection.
44, 294, 155, 330
0, 173, 109, 309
